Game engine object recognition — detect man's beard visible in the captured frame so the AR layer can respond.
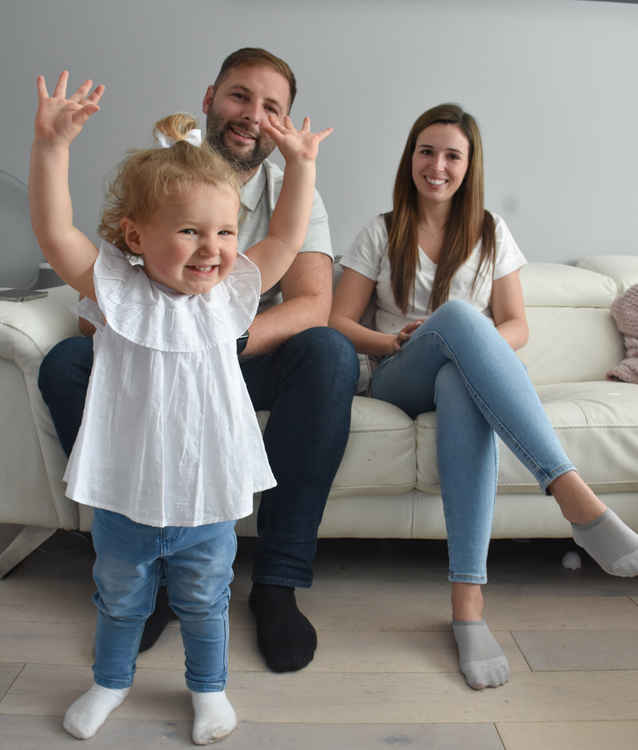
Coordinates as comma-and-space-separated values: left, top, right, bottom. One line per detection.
205, 111, 275, 174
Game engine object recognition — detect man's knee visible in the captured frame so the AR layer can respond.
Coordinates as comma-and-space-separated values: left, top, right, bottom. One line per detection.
284, 327, 359, 391
38, 336, 93, 403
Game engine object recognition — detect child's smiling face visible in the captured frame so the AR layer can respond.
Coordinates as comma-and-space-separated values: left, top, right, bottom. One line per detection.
122, 182, 240, 295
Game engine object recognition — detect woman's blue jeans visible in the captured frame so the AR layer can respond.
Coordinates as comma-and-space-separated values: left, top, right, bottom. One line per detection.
370, 300, 574, 584
91, 509, 236, 692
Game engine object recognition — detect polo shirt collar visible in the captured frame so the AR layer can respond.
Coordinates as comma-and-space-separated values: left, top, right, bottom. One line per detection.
240, 164, 267, 212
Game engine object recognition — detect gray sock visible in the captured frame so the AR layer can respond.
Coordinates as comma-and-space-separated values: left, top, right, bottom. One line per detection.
452, 620, 510, 690
572, 508, 638, 577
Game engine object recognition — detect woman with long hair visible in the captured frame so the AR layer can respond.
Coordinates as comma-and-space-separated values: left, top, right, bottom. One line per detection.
330, 103, 638, 690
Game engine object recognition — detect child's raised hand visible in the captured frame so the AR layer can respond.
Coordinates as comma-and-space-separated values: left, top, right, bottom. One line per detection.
261, 115, 333, 164
34, 71, 105, 148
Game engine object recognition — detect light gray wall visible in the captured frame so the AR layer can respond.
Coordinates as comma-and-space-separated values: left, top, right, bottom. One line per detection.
2, 0, 636, 262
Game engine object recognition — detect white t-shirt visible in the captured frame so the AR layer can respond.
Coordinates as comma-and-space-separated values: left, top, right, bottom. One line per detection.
63, 241, 276, 528
238, 160, 333, 313
341, 213, 526, 334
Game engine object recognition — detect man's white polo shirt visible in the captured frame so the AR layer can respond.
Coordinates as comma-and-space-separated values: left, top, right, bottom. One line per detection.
238, 159, 333, 313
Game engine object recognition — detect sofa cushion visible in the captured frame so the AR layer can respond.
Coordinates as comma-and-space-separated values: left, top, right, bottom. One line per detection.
521, 308, 624, 385
415, 380, 638, 494
327, 396, 416, 497
576, 255, 638, 296
519, 263, 623, 385
520, 263, 617, 307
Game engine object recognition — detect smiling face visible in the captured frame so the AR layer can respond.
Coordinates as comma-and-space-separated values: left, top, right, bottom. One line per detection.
202, 64, 291, 176
122, 182, 240, 296
411, 123, 470, 209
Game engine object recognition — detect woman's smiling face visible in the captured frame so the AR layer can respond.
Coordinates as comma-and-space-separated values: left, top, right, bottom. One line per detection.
411, 123, 470, 207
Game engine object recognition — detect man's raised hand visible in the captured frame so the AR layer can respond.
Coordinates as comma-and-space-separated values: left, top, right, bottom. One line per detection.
261, 114, 333, 163
34, 71, 105, 148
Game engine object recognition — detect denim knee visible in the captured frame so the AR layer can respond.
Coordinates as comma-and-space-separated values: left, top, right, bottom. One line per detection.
38, 336, 93, 399
284, 327, 359, 396
425, 299, 485, 334
92, 544, 160, 619
38, 336, 93, 456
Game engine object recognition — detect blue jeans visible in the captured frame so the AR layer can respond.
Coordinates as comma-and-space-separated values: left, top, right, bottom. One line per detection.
91, 509, 236, 691
370, 300, 574, 584
38, 327, 359, 588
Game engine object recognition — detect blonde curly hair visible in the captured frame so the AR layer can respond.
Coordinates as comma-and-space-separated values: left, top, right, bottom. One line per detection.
99, 113, 241, 253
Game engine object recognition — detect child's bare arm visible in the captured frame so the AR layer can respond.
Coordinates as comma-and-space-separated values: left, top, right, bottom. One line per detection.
29, 71, 105, 301
244, 115, 333, 293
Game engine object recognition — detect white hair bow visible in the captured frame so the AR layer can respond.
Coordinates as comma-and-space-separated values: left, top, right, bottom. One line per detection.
154, 128, 202, 148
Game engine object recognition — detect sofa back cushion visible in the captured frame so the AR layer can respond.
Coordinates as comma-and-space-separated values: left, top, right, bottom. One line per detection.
519, 263, 623, 384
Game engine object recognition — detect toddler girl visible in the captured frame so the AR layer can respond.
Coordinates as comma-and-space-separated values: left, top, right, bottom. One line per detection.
29, 71, 332, 743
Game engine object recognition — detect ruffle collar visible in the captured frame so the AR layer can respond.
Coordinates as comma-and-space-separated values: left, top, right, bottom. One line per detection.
91, 240, 261, 352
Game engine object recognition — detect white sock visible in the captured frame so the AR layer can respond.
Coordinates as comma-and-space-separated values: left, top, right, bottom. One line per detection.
191, 690, 237, 745
63, 683, 129, 739
572, 508, 638, 577
452, 620, 510, 690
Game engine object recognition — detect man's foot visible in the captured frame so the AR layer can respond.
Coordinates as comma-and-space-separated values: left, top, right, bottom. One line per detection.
191, 690, 237, 745
452, 620, 510, 690
249, 583, 317, 672
573, 508, 638, 577
63, 684, 129, 739
139, 586, 177, 652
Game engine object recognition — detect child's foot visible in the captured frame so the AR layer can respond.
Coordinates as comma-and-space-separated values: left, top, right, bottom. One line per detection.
191, 690, 237, 744
249, 583, 317, 672
63, 683, 129, 739
452, 620, 510, 690
572, 509, 638, 577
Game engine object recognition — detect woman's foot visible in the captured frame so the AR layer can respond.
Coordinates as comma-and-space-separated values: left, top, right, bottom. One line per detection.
63, 683, 129, 739
451, 583, 509, 689
191, 690, 237, 744
572, 509, 638, 577
452, 620, 510, 690
550, 472, 638, 577
549, 471, 607, 525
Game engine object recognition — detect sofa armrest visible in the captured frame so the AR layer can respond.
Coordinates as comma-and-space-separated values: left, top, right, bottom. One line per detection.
0, 285, 80, 530
0, 285, 80, 375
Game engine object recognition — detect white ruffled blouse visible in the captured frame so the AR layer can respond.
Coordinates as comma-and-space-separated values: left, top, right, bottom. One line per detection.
63, 241, 276, 527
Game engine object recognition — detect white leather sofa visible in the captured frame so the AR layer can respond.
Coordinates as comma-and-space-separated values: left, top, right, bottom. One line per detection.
2, 256, 638, 577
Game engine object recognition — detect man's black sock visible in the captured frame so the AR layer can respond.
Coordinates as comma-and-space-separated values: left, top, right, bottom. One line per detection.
249, 583, 317, 672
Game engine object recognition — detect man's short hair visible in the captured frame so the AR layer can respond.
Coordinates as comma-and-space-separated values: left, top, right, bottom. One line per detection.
215, 47, 297, 111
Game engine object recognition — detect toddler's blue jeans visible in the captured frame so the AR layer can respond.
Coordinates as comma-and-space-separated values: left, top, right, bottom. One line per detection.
38, 327, 359, 590
91, 508, 236, 692
371, 300, 575, 584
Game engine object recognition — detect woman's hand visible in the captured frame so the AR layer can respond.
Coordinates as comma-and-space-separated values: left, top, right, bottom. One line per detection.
393, 319, 424, 350
34, 71, 105, 148
261, 114, 333, 163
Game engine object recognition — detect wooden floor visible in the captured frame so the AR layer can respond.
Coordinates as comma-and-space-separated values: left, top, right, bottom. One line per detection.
1, 527, 638, 749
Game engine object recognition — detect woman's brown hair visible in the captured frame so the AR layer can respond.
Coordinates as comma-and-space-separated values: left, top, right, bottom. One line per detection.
99, 113, 240, 254
386, 103, 495, 313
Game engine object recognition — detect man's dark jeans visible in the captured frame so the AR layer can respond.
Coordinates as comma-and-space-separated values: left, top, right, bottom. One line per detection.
38, 327, 359, 588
